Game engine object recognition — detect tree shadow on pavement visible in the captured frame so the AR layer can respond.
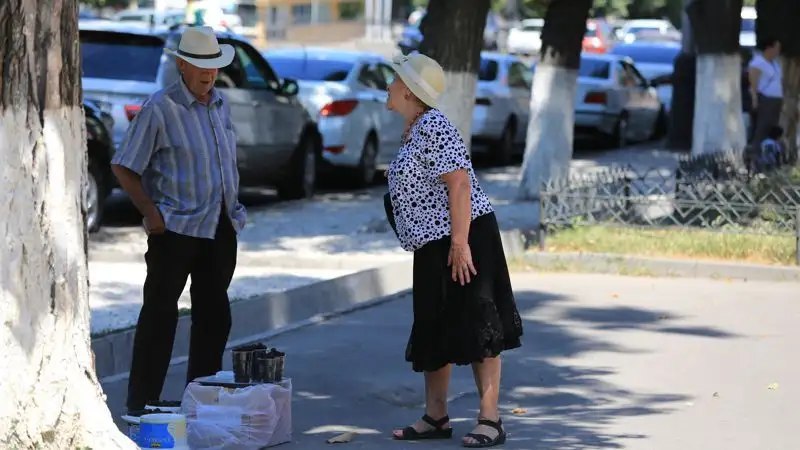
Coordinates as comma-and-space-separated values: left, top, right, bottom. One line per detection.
444, 288, 739, 449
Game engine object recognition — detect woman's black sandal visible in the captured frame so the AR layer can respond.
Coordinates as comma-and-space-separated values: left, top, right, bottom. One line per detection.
393, 414, 453, 440
462, 418, 507, 448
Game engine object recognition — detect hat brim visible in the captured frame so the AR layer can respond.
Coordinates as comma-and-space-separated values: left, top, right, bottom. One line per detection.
392, 61, 438, 109
165, 44, 235, 70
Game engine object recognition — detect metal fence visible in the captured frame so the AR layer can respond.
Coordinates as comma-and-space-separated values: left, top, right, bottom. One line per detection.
539, 147, 800, 264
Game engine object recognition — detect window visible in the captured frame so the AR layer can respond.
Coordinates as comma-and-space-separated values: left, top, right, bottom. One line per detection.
522, 23, 543, 32
623, 62, 647, 87
236, 4, 258, 27
375, 63, 396, 89
479, 59, 499, 82
507, 62, 531, 89
338, 1, 363, 20
357, 65, 381, 89
230, 41, 280, 90
292, 3, 312, 25
80, 31, 165, 83
578, 58, 611, 79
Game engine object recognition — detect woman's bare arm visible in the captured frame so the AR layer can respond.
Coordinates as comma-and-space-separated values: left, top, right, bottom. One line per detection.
442, 169, 471, 246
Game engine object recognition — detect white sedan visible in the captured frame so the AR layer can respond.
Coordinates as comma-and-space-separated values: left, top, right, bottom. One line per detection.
264, 48, 405, 187
567, 53, 665, 147
507, 18, 544, 56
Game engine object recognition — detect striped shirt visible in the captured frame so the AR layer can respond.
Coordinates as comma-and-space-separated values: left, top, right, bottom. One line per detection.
111, 79, 246, 239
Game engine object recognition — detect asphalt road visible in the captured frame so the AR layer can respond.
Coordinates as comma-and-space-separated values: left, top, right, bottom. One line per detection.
103, 272, 800, 450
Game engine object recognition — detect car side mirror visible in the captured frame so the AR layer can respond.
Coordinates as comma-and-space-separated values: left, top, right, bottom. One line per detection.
279, 78, 299, 97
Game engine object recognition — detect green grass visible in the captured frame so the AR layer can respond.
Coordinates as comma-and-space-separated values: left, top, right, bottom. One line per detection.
543, 226, 797, 266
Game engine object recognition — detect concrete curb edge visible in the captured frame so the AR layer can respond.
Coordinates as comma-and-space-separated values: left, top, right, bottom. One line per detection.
94, 258, 414, 382
517, 250, 800, 282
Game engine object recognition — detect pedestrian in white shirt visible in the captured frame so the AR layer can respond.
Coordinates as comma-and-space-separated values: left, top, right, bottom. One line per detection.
748, 37, 783, 145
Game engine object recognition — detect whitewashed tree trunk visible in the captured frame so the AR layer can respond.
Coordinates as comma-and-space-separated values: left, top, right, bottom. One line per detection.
691, 54, 747, 155
437, 72, 478, 146
0, 1, 136, 448
518, 65, 578, 199
418, 0, 491, 154
686, 0, 745, 156
518, 0, 592, 200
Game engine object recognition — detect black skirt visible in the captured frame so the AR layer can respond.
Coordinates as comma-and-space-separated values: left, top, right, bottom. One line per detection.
406, 212, 524, 373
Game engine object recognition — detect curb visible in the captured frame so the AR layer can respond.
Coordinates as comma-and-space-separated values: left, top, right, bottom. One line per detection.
518, 251, 800, 282
93, 258, 414, 383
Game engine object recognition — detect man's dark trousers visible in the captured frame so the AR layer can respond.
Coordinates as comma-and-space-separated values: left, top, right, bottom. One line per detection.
126, 210, 237, 411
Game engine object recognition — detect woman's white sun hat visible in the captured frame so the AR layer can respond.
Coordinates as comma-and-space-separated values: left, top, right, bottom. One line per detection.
392, 53, 446, 109
164, 26, 235, 70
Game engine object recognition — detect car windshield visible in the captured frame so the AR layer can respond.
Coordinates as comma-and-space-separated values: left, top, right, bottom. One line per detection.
585, 25, 596, 37
741, 18, 755, 32
610, 45, 680, 65
266, 56, 355, 82
80, 31, 164, 82
578, 58, 610, 79
479, 59, 499, 81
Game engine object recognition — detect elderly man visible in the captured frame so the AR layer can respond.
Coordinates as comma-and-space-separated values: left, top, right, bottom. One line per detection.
111, 26, 247, 412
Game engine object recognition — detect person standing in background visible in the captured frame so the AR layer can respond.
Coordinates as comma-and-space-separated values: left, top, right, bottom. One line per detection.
748, 37, 783, 145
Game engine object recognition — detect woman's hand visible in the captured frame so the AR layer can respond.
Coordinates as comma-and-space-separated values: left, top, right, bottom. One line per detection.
448, 242, 477, 286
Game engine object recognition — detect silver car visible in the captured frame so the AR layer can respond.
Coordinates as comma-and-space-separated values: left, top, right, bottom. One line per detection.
569, 53, 663, 147
471, 52, 532, 164
263, 48, 405, 187
79, 23, 322, 200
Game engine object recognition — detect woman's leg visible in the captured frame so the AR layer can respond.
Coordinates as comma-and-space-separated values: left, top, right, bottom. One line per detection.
393, 364, 452, 437
464, 356, 503, 444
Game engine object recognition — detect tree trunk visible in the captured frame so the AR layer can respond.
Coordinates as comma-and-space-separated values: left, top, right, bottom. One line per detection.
666, 2, 696, 151
0, 1, 135, 448
687, 0, 747, 155
756, 0, 800, 157
418, 0, 491, 151
517, 0, 592, 200
781, 58, 800, 157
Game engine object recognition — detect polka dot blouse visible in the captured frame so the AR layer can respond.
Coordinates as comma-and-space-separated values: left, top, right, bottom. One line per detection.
387, 109, 494, 252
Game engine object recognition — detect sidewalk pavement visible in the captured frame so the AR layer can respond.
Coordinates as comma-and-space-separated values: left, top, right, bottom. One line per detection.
102, 272, 799, 449
89, 146, 678, 334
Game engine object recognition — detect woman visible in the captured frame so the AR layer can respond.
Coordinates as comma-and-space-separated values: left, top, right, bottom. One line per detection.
384, 53, 524, 448
748, 37, 783, 145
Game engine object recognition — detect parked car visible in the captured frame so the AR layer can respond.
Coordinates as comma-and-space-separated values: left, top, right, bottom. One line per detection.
617, 19, 679, 44
507, 18, 544, 56
582, 19, 616, 54
608, 40, 681, 115
84, 99, 115, 233
113, 8, 185, 29
79, 23, 322, 200
263, 48, 405, 187
565, 53, 664, 146
472, 53, 532, 165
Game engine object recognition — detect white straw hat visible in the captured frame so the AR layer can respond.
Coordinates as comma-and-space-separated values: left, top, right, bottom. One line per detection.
391, 53, 445, 108
164, 26, 234, 70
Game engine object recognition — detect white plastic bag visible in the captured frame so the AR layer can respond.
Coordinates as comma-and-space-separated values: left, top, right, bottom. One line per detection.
182, 379, 292, 450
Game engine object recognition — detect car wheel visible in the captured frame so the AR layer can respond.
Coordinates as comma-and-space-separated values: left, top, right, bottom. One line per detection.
353, 135, 378, 188
85, 158, 105, 233
277, 134, 317, 200
493, 120, 516, 166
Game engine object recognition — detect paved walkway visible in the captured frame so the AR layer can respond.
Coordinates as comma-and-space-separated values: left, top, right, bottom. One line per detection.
102, 272, 799, 449
88, 146, 677, 334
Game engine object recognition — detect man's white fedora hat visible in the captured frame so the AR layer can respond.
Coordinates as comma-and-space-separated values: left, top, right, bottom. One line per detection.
391, 53, 445, 109
164, 26, 234, 70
